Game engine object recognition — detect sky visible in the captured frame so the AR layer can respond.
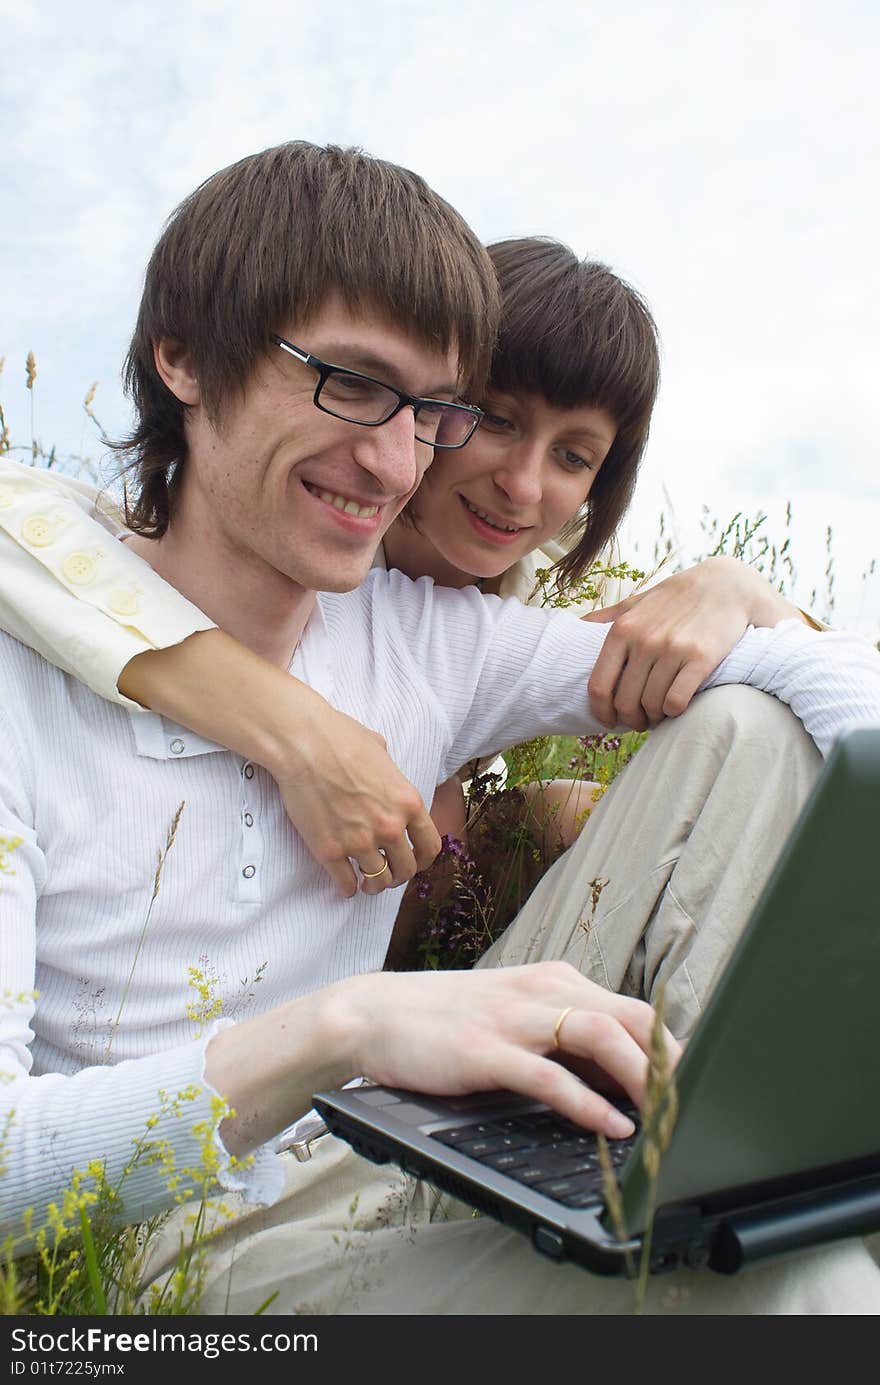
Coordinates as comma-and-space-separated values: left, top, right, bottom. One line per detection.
2, 0, 878, 632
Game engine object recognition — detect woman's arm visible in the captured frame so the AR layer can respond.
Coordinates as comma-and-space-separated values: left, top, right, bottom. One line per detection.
0, 461, 439, 893
123, 631, 442, 895
581, 555, 819, 729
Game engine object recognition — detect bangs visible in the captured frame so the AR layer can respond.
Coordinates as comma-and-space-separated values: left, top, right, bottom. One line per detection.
486, 237, 659, 433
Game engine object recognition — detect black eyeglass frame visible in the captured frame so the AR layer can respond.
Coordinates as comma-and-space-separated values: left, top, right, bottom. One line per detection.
271, 334, 483, 449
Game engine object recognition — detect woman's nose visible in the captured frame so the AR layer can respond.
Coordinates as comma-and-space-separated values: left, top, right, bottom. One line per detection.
494, 442, 544, 507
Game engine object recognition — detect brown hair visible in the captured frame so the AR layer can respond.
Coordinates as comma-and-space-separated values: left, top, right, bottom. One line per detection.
486, 237, 660, 586
117, 141, 500, 536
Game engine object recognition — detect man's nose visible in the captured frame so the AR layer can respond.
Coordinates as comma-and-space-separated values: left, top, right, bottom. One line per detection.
494, 441, 544, 508
353, 406, 424, 497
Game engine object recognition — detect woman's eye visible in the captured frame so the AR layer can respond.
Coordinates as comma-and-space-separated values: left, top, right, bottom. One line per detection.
560, 449, 594, 470
480, 411, 513, 431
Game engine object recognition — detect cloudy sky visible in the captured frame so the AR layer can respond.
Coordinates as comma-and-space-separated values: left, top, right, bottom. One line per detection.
2, 0, 878, 631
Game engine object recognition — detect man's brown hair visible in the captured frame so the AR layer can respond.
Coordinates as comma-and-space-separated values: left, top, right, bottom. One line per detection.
487, 237, 660, 586
119, 141, 500, 535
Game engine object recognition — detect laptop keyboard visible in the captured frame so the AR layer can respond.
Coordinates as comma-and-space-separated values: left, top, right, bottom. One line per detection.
429, 1107, 639, 1209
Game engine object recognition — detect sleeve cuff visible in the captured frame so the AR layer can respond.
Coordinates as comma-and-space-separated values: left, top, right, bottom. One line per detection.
0, 463, 215, 707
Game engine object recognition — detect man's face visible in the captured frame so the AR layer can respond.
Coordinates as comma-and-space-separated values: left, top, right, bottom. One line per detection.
176, 295, 461, 596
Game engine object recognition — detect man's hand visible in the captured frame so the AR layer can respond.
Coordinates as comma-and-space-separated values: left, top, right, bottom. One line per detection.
212, 964, 683, 1158
340, 962, 682, 1139
275, 703, 442, 897
581, 556, 805, 730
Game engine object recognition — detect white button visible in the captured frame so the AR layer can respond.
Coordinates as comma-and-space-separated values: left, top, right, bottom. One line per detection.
0, 485, 13, 509
108, 588, 140, 616
170, 738, 185, 755
61, 552, 97, 585
243, 763, 255, 780
244, 811, 254, 828
21, 514, 56, 547
242, 864, 256, 879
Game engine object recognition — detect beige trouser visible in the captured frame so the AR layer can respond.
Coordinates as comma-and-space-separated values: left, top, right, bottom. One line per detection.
143, 687, 880, 1314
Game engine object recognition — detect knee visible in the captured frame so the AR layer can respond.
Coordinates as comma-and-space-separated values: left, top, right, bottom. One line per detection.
429, 776, 468, 845
652, 683, 820, 767
678, 682, 806, 739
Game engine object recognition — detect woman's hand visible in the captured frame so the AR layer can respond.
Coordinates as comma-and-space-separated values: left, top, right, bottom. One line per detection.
274, 702, 442, 898
581, 556, 806, 730
120, 629, 441, 897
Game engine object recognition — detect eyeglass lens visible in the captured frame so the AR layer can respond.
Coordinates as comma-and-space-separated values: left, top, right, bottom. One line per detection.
319, 369, 474, 447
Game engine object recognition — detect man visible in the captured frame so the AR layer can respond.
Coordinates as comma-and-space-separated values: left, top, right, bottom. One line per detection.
1, 140, 878, 1314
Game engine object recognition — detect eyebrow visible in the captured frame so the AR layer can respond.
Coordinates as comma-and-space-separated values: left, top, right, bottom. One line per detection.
569, 427, 616, 446
313, 341, 459, 400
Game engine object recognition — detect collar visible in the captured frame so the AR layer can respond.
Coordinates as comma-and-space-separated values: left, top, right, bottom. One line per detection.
127, 597, 336, 761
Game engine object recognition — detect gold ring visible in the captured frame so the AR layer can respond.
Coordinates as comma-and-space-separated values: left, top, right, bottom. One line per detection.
553, 1005, 575, 1051
361, 856, 391, 880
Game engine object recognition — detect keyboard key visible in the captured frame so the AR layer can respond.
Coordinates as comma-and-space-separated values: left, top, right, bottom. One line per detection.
559, 1188, 603, 1209
432, 1123, 502, 1147
482, 1149, 533, 1173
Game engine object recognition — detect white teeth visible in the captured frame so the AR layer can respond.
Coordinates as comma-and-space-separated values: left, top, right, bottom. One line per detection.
465, 499, 521, 532
313, 486, 378, 519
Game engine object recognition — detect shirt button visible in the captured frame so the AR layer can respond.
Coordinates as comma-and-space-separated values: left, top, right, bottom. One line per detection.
21, 514, 56, 547
244, 811, 254, 828
0, 485, 13, 509
242, 864, 256, 879
170, 738, 185, 755
61, 551, 97, 585
108, 588, 140, 616
243, 763, 255, 780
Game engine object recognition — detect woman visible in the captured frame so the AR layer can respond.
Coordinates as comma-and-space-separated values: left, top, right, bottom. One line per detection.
0, 237, 811, 900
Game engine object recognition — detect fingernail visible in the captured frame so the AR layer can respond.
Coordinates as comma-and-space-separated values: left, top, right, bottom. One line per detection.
606, 1110, 635, 1139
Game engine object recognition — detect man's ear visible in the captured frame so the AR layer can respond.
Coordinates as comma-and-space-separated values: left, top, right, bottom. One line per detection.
153, 339, 200, 405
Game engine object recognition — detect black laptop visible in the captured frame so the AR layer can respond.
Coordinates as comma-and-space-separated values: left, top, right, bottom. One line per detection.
314, 725, 880, 1278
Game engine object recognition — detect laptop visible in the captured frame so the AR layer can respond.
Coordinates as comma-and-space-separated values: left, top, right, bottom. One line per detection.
314, 725, 880, 1277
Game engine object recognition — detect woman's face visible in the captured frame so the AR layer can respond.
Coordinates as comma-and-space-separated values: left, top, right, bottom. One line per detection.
412, 390, 617, 579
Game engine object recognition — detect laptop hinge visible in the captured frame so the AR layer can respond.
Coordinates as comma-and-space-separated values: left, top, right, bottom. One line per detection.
708, 1180, 880, 1274
647, 1203, 711, 1272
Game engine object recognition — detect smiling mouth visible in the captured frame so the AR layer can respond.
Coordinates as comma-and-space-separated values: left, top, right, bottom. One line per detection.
460, 496, 526, 534
303, 482, 380, 519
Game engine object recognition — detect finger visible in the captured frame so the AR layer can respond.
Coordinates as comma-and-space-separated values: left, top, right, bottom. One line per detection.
559, 1010, 654, 1111
374, 836, 418, 890
598, 993, 682, 1072
357, 852, 393, 894
580, 593, 641, 623
485, 1042, 638, 1140
407, 811, 443, 873
607, 649, 656, 731
587, 633, 629, 726
661, 662, 714, 719
323, 856, 360, 899
639, 653, 688, 725
580, 603, 619, 623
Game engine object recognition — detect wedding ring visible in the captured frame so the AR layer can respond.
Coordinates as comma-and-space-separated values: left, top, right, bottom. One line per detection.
553, 1005, 575, 1051
361, 855, 391, 880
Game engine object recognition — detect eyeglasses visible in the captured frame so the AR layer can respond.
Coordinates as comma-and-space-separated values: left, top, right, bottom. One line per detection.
271, 335, 483, 449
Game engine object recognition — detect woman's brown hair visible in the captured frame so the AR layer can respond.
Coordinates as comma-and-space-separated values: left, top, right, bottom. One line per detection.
487, 236, 660, 586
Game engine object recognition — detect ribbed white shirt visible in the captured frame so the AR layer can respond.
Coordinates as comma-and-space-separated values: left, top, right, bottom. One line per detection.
1, 567, 878, 1238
